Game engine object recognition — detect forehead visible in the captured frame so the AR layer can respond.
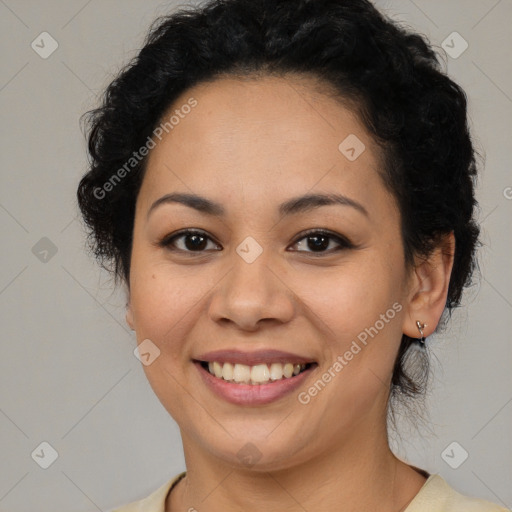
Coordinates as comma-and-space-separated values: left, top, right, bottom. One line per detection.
140, 74, 390, 215
154, 74, 370, 154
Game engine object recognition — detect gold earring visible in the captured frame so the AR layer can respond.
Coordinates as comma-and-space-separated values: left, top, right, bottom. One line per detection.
416, 321, 427, 344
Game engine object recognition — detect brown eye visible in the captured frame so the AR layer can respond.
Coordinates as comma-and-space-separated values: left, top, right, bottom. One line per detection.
289, 229, 353, 254
159, 229, 220, 253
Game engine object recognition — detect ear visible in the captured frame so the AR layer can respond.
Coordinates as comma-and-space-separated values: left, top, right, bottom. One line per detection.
402, 232, 455, 339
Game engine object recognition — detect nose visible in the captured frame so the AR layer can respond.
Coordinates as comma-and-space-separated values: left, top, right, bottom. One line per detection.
207, 249, 295, 332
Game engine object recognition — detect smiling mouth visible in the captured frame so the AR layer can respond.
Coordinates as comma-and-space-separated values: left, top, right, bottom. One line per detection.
196, 360, 316, 385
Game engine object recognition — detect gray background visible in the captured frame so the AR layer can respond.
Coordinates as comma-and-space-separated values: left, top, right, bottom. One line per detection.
0, 0, 511, 510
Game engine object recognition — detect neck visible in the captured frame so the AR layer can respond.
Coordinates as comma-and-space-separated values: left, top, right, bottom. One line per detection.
167, 424, 426, 512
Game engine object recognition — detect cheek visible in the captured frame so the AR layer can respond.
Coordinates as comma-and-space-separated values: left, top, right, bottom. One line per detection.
292, 256, 404, 394
129, 256, 223, 362
129, 264, 207, 418
291, 257, 399, 336
296, 265, 403, 415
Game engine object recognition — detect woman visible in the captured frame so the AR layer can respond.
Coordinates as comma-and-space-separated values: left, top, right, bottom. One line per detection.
77, 0, 507, 510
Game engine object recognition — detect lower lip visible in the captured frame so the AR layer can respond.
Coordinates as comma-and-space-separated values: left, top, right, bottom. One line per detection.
194, 361, 316, 406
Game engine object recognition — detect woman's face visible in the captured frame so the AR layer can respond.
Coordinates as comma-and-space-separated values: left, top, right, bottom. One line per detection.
126, 75, 417, 470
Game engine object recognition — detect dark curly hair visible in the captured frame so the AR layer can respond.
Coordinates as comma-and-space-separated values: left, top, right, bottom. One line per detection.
77, 0, 480, 411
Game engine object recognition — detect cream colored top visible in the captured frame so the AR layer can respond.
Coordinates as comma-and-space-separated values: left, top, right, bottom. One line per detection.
111, 472, 509, 511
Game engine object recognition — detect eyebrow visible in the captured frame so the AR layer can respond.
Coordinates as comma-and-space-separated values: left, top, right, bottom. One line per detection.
147, 192, 369, 219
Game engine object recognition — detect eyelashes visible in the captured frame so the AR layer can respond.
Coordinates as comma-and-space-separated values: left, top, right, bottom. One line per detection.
157, 228, 355, 256
289, 229, 354, 254
159, 229, 220, 253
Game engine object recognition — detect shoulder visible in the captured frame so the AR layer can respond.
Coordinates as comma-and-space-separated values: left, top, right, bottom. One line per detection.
406, 474, 509, 512
109, 472, 186, 512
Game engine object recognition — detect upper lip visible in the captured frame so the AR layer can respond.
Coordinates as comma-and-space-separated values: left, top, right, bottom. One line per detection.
194, 349, 316, 366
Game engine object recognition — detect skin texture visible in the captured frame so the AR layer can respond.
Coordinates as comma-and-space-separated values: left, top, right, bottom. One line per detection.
125, 75, 455, 512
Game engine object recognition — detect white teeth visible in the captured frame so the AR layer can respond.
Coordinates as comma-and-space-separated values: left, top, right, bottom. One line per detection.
269, 363, 284, 381
233, 363, 251, 383
213, 361, 223, 378
283, 363, 294, 378
204, 361, 308, 384
250, 364, 270, 384
221, 362, 234, 381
